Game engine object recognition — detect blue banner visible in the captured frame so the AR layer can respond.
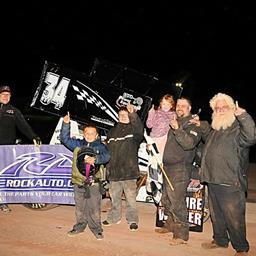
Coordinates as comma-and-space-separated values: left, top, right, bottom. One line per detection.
0, 145, 75, 205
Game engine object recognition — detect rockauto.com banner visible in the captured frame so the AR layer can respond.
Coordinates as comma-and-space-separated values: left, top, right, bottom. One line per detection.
0, 145, 75, 205
0, 145, 148, 205
30, 61, 152, 131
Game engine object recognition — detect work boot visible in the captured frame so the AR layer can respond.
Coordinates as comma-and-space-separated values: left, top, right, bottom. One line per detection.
155, 227, 170, 234
165, 216, 174, 232
169, 238, 187, 246
155, 216, 174, 234
67, 229, 84, 237
201, 240, 228, 249
173, 223, 189, 241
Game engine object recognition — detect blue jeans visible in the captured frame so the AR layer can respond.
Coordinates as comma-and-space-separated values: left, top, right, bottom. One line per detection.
107, 179, 139, 224
207, 183, 249, 252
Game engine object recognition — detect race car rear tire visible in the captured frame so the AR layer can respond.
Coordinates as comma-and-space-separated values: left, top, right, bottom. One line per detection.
22, 203, 59, 211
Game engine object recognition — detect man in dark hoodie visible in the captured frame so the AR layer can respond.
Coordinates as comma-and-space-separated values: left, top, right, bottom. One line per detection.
60, 113, 110, 240
102, 103, 144, 231
0, 85, 41, 213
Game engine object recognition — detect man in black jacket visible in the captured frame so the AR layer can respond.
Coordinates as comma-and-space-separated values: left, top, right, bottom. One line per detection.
0, 85, 41, 212
199, 93, 256, 256
102, 103, 144, 231
160, 97, 201, 245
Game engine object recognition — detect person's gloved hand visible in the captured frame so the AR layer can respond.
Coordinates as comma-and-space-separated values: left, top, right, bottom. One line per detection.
33, 137, 42, 146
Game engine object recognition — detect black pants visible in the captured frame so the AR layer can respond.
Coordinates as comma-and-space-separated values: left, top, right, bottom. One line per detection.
161, 168, 190, 241
207, 183, 249, 252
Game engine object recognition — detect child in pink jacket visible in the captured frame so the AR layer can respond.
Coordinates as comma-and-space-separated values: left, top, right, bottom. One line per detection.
146, 94, 176, 160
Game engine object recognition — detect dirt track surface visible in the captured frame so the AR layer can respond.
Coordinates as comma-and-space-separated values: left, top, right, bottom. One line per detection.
0, 200, 255, 256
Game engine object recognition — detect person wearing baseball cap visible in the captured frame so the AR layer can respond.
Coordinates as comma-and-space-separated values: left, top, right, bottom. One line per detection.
0, 85, 11, 94
0, 85, 42, 213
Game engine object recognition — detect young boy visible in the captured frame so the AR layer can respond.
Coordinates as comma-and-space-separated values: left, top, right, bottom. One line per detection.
60, 112, 110, 240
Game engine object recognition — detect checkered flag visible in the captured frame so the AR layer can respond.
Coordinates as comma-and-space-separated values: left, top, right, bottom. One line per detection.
73, 82, 118, 122
146, 150, 163, 204
144, 130, 163, 204
144, 130, 174, 204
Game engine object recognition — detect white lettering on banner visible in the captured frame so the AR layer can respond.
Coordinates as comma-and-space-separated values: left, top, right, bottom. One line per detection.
186, 197, 203, 210
5, 179, 72, 188
2, 192, 14, 196
186, 196, 203, 226
157, 196, 203, 227
33, 191, 74, 197
35, 191, 51, 196
2, 191, 74, 197
51, 191, 74, 197
188, 212, 202, 226
7, 191, 35, 197
14, 192, 30, 196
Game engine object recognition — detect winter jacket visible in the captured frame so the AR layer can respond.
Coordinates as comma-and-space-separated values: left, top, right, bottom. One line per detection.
60, 122, 110, 165
146, 109, 176, 138
200, 112, 256, 191
163, 114, 201, 177
60, 122, 110, 186
71, 146, 109, 186
106, 112, 144, 181
0, 103, 37, 145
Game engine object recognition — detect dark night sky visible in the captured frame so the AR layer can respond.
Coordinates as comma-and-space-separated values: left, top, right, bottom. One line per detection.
1, 2, 256, 122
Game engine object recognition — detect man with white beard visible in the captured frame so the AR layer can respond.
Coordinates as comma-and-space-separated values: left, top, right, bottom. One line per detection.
197, 93, 256, 256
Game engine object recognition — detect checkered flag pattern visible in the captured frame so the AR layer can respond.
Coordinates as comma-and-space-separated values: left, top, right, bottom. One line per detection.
72, 84, 118, 122
146, 151, 163, 204
73, 85, 107, 110
144, 130, 163, 204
